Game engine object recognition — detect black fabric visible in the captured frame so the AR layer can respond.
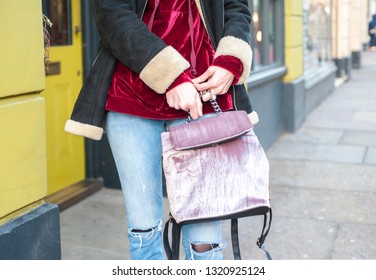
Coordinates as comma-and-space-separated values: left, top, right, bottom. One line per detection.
163, 219, 172, 260
163, 208, 273, 260
231, 219, 241, 260
257, 209, 272, 249
70, 44, 116, 127
163, 217, 181, 260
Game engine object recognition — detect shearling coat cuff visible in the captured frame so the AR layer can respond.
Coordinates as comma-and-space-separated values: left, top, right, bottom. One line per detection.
140, 46, 190, 94
215, 36, 253, 84
64, 119, 104, 141
248, 111, 259, 125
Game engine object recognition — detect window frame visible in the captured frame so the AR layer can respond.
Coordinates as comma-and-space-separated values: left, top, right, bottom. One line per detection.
42, 0, 73, 46
248, 0, 284, 73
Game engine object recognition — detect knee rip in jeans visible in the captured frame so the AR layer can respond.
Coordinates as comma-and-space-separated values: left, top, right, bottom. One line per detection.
128, 221, 162, 251
189, 242, 225, 259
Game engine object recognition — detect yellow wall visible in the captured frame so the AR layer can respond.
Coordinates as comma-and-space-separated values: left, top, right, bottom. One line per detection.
0, 0, 45, 97
284, 0, 304, 82
0, 0, 47, 222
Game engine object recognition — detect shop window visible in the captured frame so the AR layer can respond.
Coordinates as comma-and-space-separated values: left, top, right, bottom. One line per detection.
42, 0, 72, 46
304, 0, 332, 71
249, 0, 279, 71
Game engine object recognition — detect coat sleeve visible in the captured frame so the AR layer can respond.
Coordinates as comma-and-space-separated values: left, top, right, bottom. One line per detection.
91, 0, 190, 93
214, 0, 253, 84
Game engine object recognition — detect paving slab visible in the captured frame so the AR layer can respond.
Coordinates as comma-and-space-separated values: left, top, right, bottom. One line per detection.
268, 159, 376, 192
331, 223, 376, 260
241, 216, 338, 260
364, 147, 376, 165
267, 142, 366, 164
269, 185, 376, 224
278, 128, 344, 144
60, 188, 129, 260
340, 130, 376, 147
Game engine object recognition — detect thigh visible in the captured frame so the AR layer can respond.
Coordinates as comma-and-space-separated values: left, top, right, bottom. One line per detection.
104, 111, 165, 229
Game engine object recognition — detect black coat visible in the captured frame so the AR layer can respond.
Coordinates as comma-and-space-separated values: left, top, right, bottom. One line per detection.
65, 0, 255, 140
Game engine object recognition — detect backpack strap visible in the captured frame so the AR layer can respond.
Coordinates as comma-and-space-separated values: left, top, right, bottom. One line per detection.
163, 214, 181, 260
163, 219, 173, 260
231, 208, 273, 261
231, 219, 242, 260
256, 208, 273, 260
164, 209, 273, 260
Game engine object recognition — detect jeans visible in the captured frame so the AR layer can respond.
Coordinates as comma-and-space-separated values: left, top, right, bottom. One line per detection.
104, 111, 225, 260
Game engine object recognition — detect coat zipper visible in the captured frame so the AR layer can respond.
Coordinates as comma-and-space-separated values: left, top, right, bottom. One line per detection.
91, 43, 104, 66
140, 0, 148, 19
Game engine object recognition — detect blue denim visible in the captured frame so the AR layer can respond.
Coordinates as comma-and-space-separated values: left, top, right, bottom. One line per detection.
104, 111, 225, 260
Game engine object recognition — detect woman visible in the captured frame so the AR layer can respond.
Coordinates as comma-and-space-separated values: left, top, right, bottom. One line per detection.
369, 14, 376, 51
65, 0, 258, 260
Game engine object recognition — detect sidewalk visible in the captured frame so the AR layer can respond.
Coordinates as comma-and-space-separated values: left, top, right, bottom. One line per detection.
60, 51, 376, 260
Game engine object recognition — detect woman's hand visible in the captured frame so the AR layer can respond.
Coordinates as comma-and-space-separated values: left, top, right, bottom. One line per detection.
166, 82, 203, 119
192, 66, 235, 101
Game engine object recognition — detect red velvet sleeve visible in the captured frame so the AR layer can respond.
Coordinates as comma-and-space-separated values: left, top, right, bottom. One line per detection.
166, 70, 194, 92
211, 55, 243, 85
167, 55, 243, 92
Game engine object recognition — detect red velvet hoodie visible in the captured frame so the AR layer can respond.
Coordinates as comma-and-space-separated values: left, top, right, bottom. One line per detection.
106, 0, 243, 120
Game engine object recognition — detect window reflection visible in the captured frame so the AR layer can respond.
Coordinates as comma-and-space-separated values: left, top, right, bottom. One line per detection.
304, 0, 332, 71
252, 0, 262, 68
42, 0, 72, 46
268, 1, 275, 64
251, 0, 277, 70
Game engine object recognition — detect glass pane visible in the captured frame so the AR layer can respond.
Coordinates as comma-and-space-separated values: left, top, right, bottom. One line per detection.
304, 0, 331, 71
252, 0, 262, 68
42, 0, 72, 46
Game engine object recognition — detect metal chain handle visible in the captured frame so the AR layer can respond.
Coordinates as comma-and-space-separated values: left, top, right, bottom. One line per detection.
186, 90, 222, 122
200, 90, 222, 114
209, 94, 222, 114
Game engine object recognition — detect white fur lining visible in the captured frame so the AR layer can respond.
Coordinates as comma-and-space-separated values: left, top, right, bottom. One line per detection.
64, 119, 104, 141
140, 46, 190, 94
248, 111, 259, 125
215, 36, 253, 84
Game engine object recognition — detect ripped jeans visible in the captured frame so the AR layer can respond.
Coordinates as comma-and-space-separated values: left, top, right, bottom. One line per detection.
105, 111, 225, 260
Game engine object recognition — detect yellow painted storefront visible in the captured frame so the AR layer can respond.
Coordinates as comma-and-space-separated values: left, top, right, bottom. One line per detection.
0, 0, 87, 259
1, 0, 85, 222
284, 0, 304, 82
0, 0, 47, 224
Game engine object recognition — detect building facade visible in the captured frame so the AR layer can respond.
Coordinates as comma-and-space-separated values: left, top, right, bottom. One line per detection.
0, 0, 372, 259
0, 0, 60, 259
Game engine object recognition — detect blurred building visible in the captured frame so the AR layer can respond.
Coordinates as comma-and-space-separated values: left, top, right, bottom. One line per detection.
0, 0, 373, 259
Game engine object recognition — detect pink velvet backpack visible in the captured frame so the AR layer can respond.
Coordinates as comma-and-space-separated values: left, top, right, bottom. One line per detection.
162, 98, 272, 260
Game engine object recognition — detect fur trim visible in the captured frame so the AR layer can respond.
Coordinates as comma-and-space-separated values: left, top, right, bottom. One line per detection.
215, 36, 252, 84
248, 111, 259, 125
140, 46, 190, 94
64, 119, 103, 141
